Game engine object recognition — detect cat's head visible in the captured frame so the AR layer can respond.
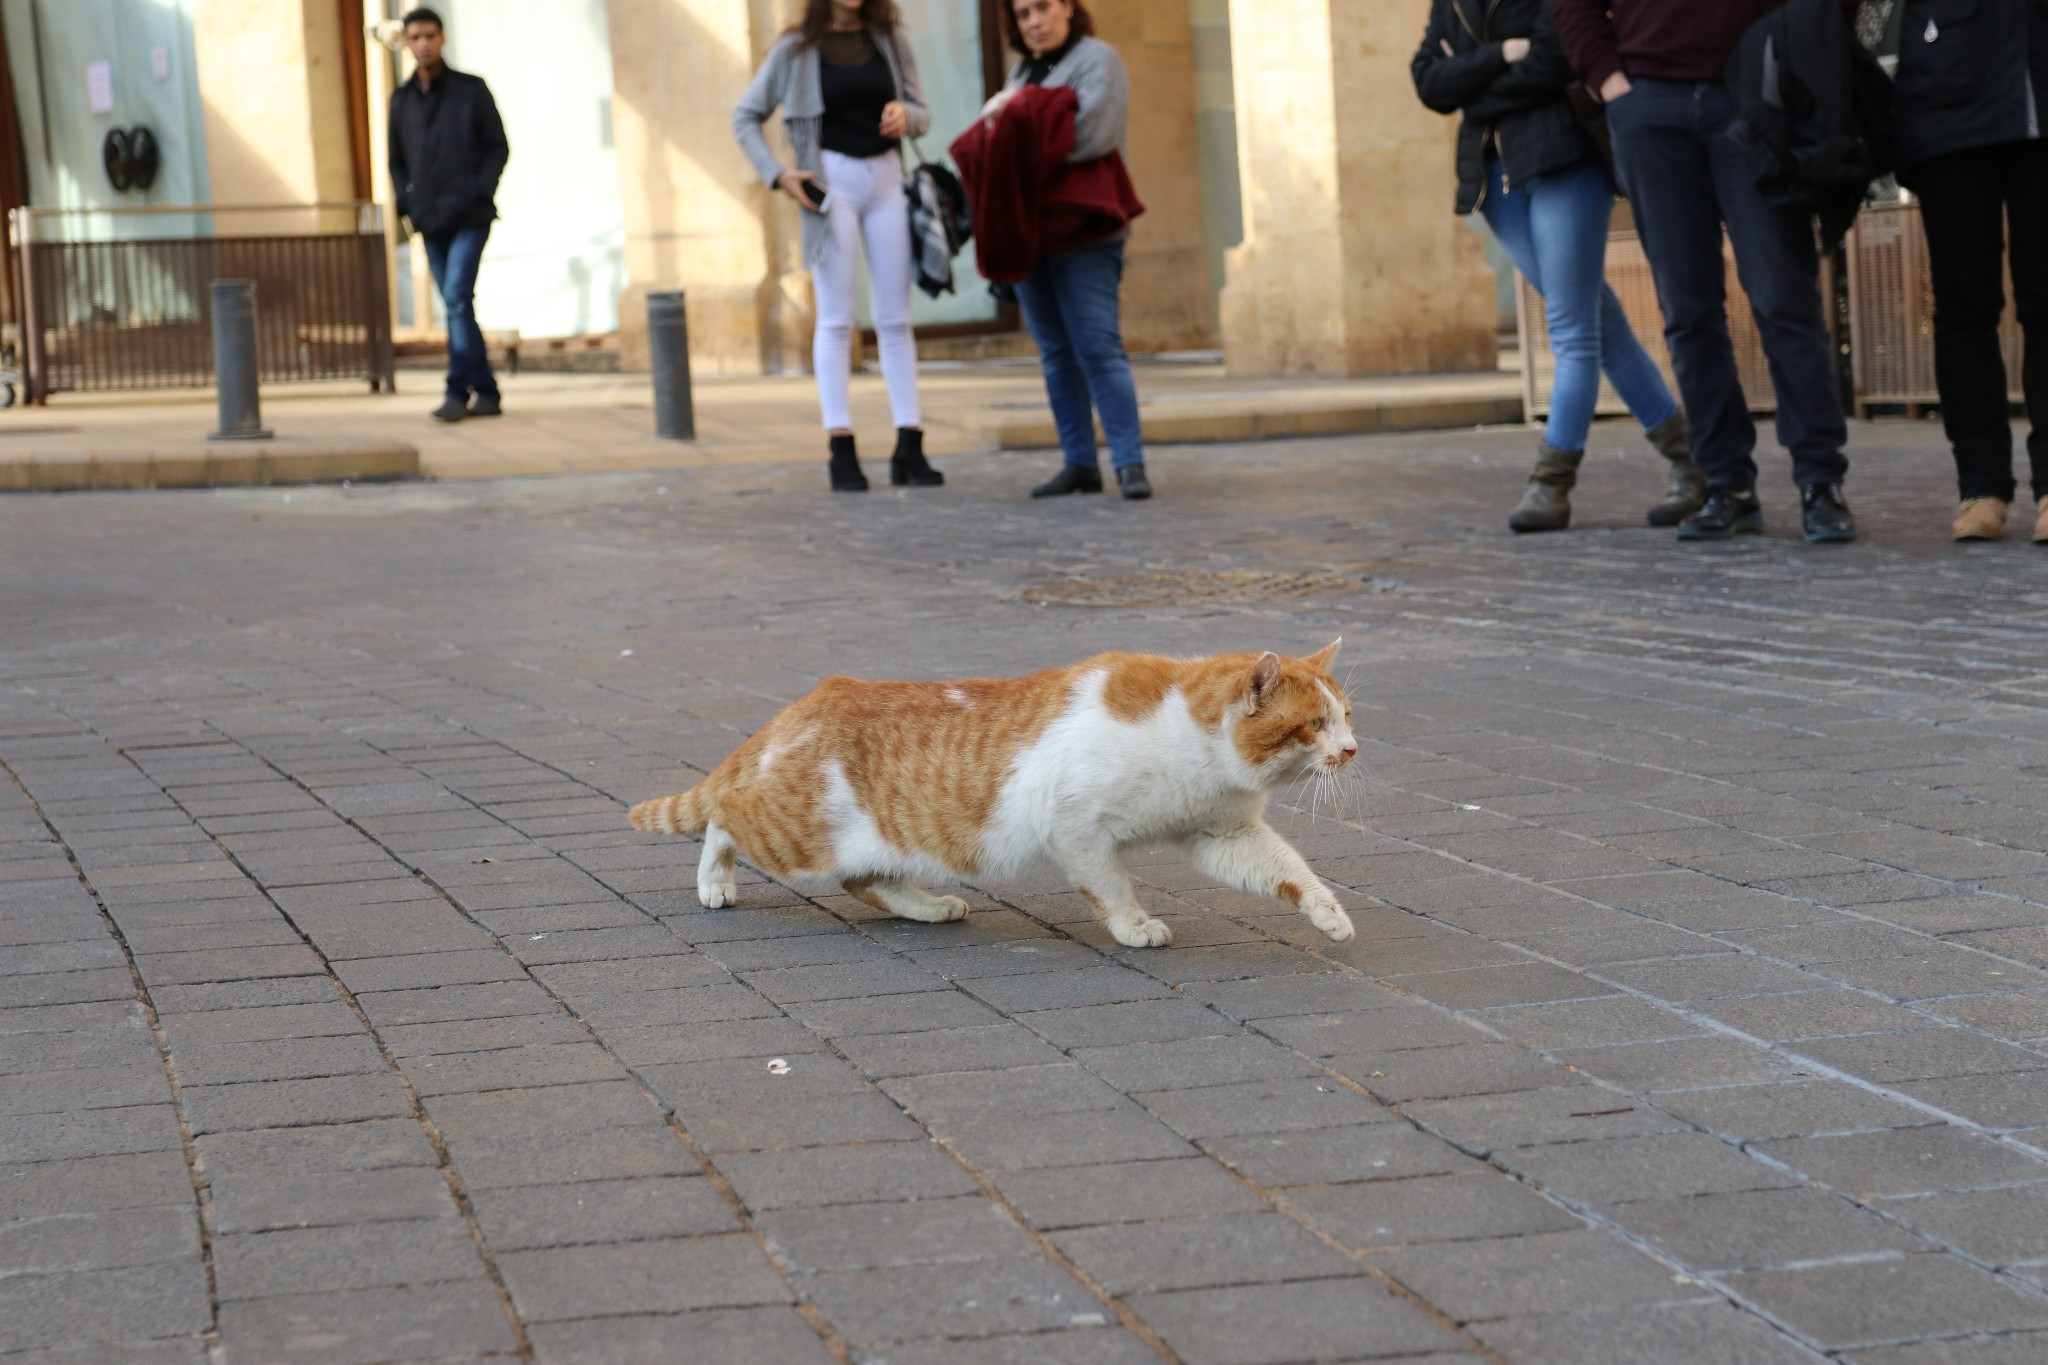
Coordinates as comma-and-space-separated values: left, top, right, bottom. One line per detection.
1234, 640, 1357, 780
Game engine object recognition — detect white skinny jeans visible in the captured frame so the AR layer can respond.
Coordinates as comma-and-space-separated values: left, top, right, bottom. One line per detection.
813, 149, 921, 432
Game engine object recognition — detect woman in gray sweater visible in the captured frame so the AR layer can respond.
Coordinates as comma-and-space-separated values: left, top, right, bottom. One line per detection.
734, 0, 943, 491
983, 0, 1150, 500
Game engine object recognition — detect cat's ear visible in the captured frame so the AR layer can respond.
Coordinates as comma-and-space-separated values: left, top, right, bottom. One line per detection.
1243, 652, 1281, 715
1303, 638, 1342, 673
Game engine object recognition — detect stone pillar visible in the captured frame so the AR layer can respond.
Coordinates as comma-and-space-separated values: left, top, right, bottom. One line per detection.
1089, 1, 1214, 353
604, 0, 802, 375
191, 0, 358, 209
1220, 0, 1496, 376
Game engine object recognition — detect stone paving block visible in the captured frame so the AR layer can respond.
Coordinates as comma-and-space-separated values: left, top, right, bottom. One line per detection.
573, 982, 784, 1029
210, 1164, 455, 1233
1073, 1034, 1321, 1092
1138, 1075, 1394, 1140
1501, 1130, 1801, 1206
352, 978, 561, 1027
1331, 1041, 1565, 1102
1200, 1120, 1482, 1190
526, 1305, 838, 1365
0, 967, 136, 1010
331, 948, 529, 995
151, 976, 340, 1013
937, 1105, 1198, 1172
675, 1088, 929, 1153
1402, 1084, 1679, 1154
1823, 951, 2048, 1001
215, 1279, 517, 1363
1472, 1301, 1828, 1365
1760, 1125, 2048, 1199
783, 989, 1003, 1038
990, 1156, 1266, 1229
167, 1035, 389, 1087
835, 1023, 1069, 1079
379, 1011, 591, 1057
1722, 1255, 2048, 1351
1696, 989, 1934, 1042
1393, 961, 1619, 1009
445, 1123, 702, 1188
155, 1001, 360, 1045
0, 1204, 200, 1275
1561, 1036, 1804, 1091
755, 1194, 1039, 1271
1599, 953, 1823, 1001
1875, 1183, 2048, 1265
0, 1063, 172, 1115
884, 1063, 1127, 1126
1255, 1006, 1481, 1057
1468, 995, 1707, 1050
182, 1073, 412, 1135
1895, 1070, 2048, 1129
1657, 1079, 1935, 1142
1375, 1227, 1705, 1324
1288, 1167, 1581, 1250
468, 1174, 736, 1249
213, 1215, 485, 1299
719, 1139, 979, 1211
1016, 999, 1235, 1048
867, 1327, 1166, 1365
910, 939, 1108, 980
535, 954, 736, 996
1175, 977, 1426, 1026
1127, 1275, 1459, 1364
1844, 1331, 2048, 1365
423, 1079, 661, 1143
0, 1260, 211, 1354
1610, 1184, 1929, 1272
1794, 1030, 2048, 1084
967, 967, 1175, 1013
195, 1117, 439, 1178
0, 1104, 184, 1164
601, 1016, 824, 1067
1053, 1210, 1355, 1295
0, 1150, 191, 1220
405, 1040, 622, 1096
497, 1232, 792, 1321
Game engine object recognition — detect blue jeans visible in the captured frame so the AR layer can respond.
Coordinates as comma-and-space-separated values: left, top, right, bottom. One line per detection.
1015, 239, 1144, 471
1605, 79, 1847, 492
1479, 158, 1678, 452
423, 225, 498, 404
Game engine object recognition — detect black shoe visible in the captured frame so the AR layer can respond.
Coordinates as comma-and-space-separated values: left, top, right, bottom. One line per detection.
889, 428, 943, 486
431, 398, 467, 423
1117, 465, 1152, 500
828, 434, 868, 492
1031, 465, 1103, 498
467, 394, 502, 418
1800, 483, 1856, 543
1676, 488, 1763, 540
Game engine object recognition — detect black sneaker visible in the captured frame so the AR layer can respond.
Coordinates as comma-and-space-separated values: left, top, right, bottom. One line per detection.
467, 394, 502, 418
1676, 488, 1763, 540
1800, 483, 1856, 543
1031, 466, 1103, 498
430, 398, 467, 423
1117, 465, 1152, 500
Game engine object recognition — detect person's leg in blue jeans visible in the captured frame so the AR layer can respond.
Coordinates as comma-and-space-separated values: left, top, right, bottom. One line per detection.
1048, 241, 1145, 482
424, 225, 498, 417
1017, 258, 1103, 494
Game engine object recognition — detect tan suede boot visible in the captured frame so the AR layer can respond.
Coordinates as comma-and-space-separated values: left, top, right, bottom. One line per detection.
1953, 497, 2009, 541
1509, 441, 1583, 533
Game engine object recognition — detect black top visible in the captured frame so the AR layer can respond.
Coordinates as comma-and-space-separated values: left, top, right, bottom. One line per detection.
1411, 0, 1593, 215
387, 66, 509, 235
820, 30, 899, 158
1018, 30, 1084, 86
1893, 0, 2048, 173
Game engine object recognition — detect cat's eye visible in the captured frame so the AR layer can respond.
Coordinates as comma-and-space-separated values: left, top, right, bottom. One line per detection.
1312, 717, 1327, 731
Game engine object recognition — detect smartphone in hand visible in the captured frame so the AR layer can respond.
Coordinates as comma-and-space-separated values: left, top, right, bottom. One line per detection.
800, 178, 831, 214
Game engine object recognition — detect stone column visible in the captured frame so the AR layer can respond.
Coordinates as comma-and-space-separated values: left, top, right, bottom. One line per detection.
1219, 0, 1496, 376
604, 0, 804, 375
191, 0, 358, 209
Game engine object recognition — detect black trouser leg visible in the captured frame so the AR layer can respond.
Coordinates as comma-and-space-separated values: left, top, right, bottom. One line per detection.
2004, 140, 2048, 502
1916, 144, 2020, 502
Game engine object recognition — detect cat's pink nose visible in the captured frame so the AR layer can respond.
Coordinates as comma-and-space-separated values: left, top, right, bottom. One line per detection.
1341, 742, 1357, 758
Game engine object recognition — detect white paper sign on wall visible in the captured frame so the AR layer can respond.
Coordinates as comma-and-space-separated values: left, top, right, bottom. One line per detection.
87, 60, 115, 114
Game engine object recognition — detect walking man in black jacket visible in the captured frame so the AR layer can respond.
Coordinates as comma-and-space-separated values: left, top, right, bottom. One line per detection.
390, 8, 508, 423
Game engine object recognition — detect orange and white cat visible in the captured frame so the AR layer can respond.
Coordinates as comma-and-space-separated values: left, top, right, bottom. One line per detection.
629, 644, 1358, 948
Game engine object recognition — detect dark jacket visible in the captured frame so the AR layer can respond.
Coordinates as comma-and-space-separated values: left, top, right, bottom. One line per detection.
388, 67, 508, 236
949, 85, 1144, 282
1413, 0, 1590, 214
1555, 0, 1858, 92
1893, 0, 2048, 174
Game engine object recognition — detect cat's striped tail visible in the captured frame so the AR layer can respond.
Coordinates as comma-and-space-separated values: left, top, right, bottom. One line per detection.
628, 784, 709, 838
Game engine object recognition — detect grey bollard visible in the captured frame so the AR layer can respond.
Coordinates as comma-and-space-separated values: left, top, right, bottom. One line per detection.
647, 290, 695, 441
207, 278, 271, 441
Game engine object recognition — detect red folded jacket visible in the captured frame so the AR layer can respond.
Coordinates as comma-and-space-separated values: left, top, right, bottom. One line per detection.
950, 84, 1145, 283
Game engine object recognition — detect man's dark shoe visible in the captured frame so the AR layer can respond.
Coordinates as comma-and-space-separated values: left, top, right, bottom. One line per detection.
431, 398, 467, 423
1117, 465, 1152, 500
467, 394, 502, 418
1801, 483, 1856, 543
1676, 488, 1764, 540
1031, 465, 1103, 498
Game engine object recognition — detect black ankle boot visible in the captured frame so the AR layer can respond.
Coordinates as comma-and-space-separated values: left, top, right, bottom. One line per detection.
889, 428, 943, 486
828, 434, 867, 492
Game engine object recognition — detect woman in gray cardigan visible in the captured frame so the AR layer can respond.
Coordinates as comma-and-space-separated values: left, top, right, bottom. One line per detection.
984, 0, 1149, 500
733, 0, 941, 491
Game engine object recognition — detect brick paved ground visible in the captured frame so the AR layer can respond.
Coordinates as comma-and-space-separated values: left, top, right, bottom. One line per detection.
3, 421, 2046, 1364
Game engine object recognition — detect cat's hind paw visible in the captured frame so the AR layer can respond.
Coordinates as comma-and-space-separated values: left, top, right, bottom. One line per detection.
927, 894, 970, 923
698, 880, 737, 910
1110, 915, 1173, 949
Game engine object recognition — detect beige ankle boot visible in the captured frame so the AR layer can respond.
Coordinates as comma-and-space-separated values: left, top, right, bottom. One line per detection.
1953, 497, 2010, 541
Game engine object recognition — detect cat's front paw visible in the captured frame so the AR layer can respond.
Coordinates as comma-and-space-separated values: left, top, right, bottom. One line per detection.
1304, 893, 1354, 942
698, 880, 736, 910
930, 895, 970, 923
1110, 915, 1173, 949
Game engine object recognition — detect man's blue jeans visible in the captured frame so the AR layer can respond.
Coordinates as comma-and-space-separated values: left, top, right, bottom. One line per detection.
423, 225, 498, 405
1015, 239, 1144, 472
1479, 158, 1678, 453
1606, 78, 1847, 492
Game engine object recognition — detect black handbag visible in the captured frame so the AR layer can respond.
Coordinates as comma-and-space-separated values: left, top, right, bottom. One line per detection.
1566, 81, 1620, 190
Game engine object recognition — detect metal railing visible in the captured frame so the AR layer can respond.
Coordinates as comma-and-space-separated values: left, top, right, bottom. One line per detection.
9, 202, 395, 404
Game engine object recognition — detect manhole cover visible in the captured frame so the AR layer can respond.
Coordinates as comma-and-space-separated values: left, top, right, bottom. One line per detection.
1021, 570, 1361, 608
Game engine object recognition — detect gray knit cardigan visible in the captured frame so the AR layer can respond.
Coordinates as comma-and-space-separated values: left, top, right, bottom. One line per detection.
732, 27, 931, 269
1002, 36, 1130, 164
